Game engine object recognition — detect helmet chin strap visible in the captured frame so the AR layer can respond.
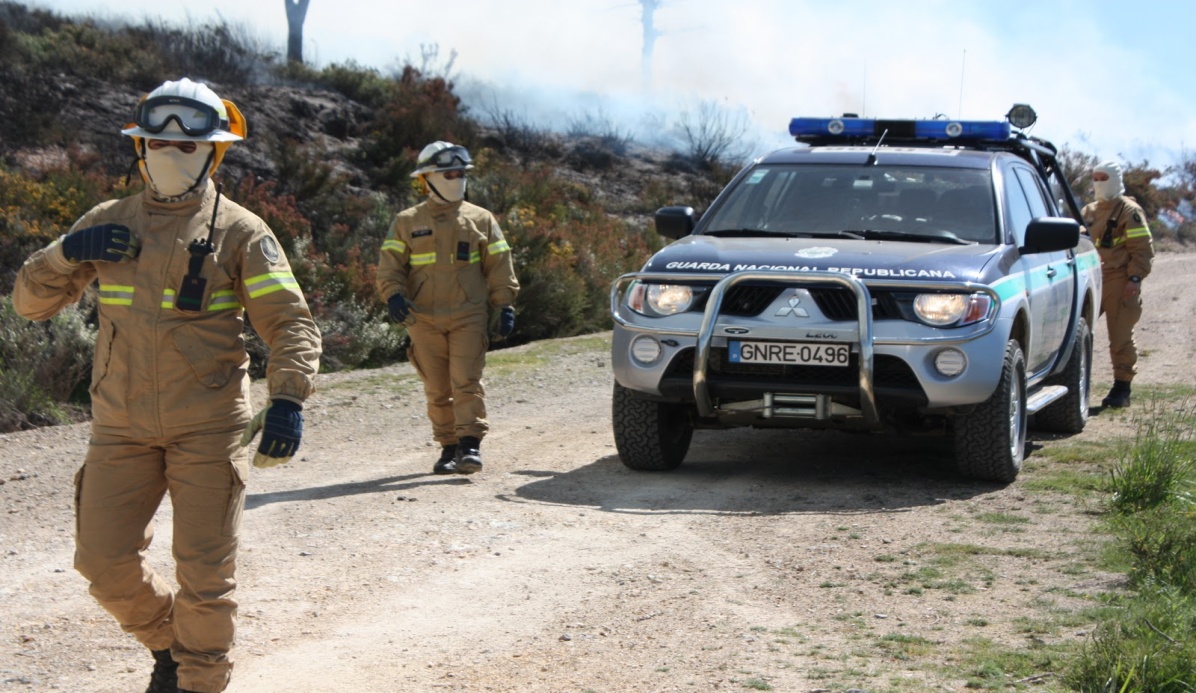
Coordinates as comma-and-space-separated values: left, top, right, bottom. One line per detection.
425, 177, 448, 203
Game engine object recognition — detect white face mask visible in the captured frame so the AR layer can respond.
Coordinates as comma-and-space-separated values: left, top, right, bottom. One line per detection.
1093, 178, 1122, 202
1093, 162, 1124, 202
427, 171, 467, 203
143, 143, 214, 198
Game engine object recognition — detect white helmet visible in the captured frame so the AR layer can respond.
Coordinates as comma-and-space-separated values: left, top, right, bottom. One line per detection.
410, 141, 474, 177
121, 77, 244, 142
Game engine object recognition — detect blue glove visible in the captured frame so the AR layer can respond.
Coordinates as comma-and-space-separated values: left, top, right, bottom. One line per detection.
60, 224, 140, 264
387, 293, 411, 323
498, 306, 516, 338
240, 399, 304, 468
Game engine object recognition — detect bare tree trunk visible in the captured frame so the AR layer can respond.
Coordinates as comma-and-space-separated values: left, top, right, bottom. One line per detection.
285, 0, 311, 64
640, 0, 660, 94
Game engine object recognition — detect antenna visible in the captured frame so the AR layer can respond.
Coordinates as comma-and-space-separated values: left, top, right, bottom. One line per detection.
862, 59, 867, 117
957, 49, 966, 118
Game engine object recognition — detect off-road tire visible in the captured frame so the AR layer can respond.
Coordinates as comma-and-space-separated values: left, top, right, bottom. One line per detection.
1036, 317, 1091, 433
612, 381, 692, 471
953, 340, 1027, 483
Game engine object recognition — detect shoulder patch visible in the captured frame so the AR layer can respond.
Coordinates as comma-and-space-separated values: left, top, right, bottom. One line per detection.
1132, 211, 1142, 223
412, 228, 433, 238
261, 236, 281, 264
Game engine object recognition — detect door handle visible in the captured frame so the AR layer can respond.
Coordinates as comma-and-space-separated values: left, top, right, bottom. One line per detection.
1046, 267, 1058, 279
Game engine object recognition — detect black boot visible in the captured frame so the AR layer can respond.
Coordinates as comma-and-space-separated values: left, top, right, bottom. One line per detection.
1102, 380, 1132, 408
144, 648, 177, 693
455, 436, 483, 474
433, 444, 458, 474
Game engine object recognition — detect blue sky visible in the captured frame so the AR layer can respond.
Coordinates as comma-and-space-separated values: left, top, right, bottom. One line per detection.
29, 0, 1196, 170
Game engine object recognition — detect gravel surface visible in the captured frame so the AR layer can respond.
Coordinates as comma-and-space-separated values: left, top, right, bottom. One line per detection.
2, 251, 1193, 692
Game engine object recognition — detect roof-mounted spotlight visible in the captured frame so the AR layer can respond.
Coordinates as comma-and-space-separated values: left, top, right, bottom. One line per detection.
1006, 103, 1037, 130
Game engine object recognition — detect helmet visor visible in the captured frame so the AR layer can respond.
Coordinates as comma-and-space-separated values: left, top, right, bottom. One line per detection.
134, 96, 228, 137
422, 145, 472, 169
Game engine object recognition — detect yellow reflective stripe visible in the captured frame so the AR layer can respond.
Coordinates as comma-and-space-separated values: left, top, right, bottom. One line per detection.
1125, 226, 1151, 239
469, 251, 481, 264
246, 271, 300, 298
488, 239, 511, 254
208, 289, 242, 311
99, 284, 134, 306
410, 252, 436, 266
161, 288, 176, 309
382, 238, 407, 253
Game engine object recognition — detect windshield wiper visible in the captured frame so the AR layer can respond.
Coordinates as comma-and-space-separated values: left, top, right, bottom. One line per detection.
705, 228, 800, 238
798, 230, 866, 239
843, 229, 976, 245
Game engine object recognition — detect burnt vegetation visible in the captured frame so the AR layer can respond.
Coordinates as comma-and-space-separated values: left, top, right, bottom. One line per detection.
1, 0, 1194, 432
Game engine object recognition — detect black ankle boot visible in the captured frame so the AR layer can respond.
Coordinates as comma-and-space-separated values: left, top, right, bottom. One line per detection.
144, 648, 177, 693
455, 436, 483, 474
1102, 380, 1132, 408
433, 444, 458, 474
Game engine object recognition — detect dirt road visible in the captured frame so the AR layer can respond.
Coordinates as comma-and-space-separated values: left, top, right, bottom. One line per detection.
3, 251, 1193, 692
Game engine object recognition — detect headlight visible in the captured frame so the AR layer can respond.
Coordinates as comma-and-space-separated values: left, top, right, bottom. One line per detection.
648, 284, 694, 314
626, 283, 695, 316
913, 293, 992, 327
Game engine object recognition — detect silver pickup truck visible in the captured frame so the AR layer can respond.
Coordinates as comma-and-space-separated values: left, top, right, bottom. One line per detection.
610, 106, 1101, 482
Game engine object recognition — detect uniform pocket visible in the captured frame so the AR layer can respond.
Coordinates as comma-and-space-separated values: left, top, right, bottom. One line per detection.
222, 457, 246, 537
89, 321, 116, 395
171, 323, 233, 389
456, 264, 487, 306
72, 464, 86, 537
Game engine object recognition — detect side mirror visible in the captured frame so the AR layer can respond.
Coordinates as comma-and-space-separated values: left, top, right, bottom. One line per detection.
1020, 217, 1080, 254
655, 206, 696, 240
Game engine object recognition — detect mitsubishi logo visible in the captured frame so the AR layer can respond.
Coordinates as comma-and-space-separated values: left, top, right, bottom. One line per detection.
775, 294, 809, 318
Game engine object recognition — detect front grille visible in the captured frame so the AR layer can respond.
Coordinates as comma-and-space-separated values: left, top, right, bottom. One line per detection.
693, 285, 784, 316
809, 287, 903, 321
689, 283, 904, 320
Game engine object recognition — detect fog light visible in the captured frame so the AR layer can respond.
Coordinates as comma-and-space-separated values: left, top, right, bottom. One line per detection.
934, 348, 967, 377
631, 335, 663, 364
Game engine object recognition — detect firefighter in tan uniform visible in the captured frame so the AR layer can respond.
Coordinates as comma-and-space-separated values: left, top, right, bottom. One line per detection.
12, 78, 321, 693
377, 142, 519, 474
1081, 160, 1153, 408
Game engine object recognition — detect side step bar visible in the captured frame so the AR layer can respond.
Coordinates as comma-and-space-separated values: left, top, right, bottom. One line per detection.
1026, 385, 1069, 415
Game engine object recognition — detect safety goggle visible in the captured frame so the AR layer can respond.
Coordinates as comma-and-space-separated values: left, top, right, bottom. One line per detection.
133, 96, 228, 137
421, 145, 472, 169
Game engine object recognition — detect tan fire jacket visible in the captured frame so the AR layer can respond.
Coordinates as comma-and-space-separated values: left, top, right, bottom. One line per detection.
1082, 196, 1154, 280
376, 198, 519, 317
13, 180, 321, 437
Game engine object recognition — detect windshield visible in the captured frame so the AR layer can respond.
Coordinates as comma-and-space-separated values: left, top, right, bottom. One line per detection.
703, 164, 999, 243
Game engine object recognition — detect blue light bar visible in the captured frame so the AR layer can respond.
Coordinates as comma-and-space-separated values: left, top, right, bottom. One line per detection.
789, 117, 1012, 142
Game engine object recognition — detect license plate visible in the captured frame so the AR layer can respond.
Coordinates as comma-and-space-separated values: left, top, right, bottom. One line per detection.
728, 341, 850, 367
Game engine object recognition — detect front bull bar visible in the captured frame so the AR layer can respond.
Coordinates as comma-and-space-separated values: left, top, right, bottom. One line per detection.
611, 270, 880, 425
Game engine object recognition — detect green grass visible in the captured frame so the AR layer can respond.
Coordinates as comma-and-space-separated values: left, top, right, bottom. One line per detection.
484, 334, 611, 375
1061, 397, 1196, 692
972, 511, 1031, 525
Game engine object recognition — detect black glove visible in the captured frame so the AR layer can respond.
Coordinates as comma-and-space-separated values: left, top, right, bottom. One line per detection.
387, 293, 411, 323
240, 399, 304, 468
498, 305, 516, 338
60, 224, 140, 264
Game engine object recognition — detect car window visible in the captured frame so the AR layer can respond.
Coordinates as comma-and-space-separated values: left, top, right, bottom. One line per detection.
1013, 167, 1050, 219
1004, 169, 1035, 246
703, 164, 998, 242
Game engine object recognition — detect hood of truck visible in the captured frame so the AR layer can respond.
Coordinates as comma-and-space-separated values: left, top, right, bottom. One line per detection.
642, 235, 1003, 284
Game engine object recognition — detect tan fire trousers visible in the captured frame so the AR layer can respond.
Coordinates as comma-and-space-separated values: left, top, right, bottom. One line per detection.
1100, 273, 1143, 383
407, 309, 490, 445
74, 426, 247, 693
